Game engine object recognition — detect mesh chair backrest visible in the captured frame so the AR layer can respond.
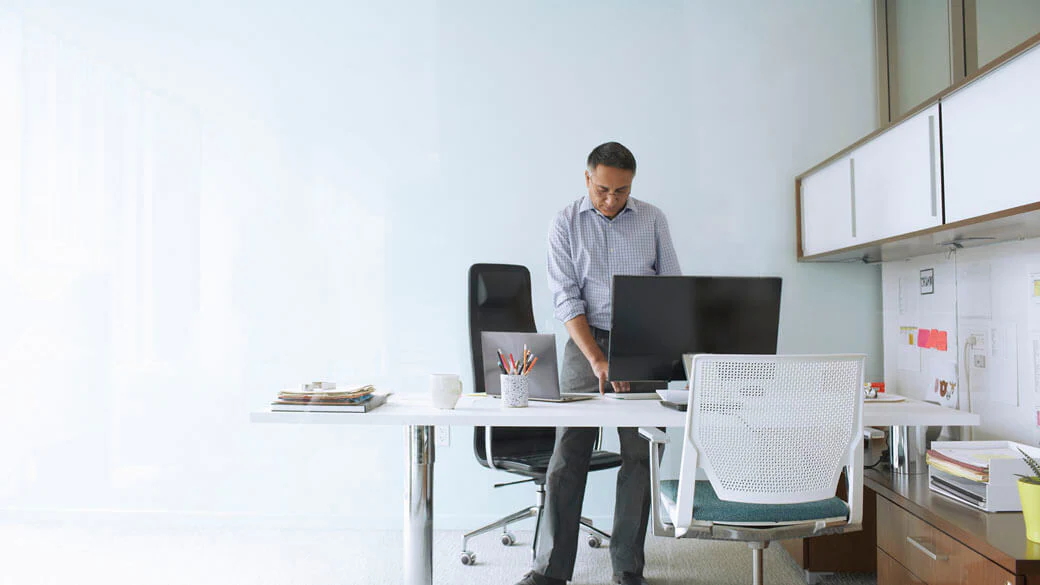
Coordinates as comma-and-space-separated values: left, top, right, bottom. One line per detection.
468, 264, 557, 463
688, 354, 864, 505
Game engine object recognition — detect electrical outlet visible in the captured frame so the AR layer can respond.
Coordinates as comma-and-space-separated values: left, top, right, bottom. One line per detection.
435, 426, 450, 447
974, 354, 986, 368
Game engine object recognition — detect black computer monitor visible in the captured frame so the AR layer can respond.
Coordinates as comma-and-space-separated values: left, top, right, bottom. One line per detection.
607, 275, 782, 382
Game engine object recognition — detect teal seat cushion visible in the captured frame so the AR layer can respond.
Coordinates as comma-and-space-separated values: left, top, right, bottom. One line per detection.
661, 480, 849, 524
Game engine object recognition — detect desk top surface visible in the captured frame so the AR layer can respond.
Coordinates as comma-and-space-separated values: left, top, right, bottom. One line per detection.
250, 394, 980, 427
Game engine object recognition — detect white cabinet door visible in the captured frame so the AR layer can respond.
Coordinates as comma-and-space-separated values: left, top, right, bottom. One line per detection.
943, 43, 1040, 223
801, 155, 855, 256
853, 104, 943, 243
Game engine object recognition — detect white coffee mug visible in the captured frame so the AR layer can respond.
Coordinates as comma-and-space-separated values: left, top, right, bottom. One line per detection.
430, 374, 462, 409
500, 374, 529, 408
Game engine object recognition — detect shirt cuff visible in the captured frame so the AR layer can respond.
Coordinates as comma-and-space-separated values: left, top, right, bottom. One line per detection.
554, 299, 585, 324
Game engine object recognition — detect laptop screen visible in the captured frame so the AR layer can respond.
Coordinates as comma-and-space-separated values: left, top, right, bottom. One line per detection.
480, 331, 561, 398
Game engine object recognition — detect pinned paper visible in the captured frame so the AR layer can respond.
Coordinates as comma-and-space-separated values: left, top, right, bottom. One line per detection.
932, 361, 958, 406
899, 326, 916, 345
915, 328, 949, 351
897, 326, 920, 372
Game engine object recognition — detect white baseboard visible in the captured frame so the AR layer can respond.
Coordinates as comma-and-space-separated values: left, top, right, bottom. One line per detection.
0, 508, 613, 532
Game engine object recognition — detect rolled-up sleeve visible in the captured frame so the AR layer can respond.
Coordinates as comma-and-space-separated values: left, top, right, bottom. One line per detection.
547, 214, 585, 323
655, 211, 681, 276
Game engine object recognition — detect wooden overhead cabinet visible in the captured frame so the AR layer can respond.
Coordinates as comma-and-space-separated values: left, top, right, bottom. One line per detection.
798, 32, 1040, 263
851, 104, 943, 242
937, 41, 1040, 224
799, 103, 944, 258
799, 155, 857, 257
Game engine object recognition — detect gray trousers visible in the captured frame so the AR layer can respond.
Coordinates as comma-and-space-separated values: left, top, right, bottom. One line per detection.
532, 328, 659, 580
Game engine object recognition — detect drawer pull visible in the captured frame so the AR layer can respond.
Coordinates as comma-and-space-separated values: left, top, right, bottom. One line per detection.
906, 536, 948, 561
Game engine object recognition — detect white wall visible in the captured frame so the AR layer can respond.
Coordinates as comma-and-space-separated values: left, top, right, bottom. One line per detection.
0, 0, 880, 529
883, 240, 1040, 446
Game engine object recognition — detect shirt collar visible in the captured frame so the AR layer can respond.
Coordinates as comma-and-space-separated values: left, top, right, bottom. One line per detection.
579, 196, 638, 219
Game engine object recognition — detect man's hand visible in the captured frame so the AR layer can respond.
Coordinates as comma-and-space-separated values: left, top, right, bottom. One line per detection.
591, 358, 609, 395
563, 316, 631, 394
591, 358, 630, 394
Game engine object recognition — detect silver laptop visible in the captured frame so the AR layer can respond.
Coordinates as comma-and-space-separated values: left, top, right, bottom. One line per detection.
683, 353, 695, 380
480, 331, 595, 402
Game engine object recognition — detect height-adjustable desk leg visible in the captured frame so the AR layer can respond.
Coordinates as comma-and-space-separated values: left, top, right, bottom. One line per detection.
405, 425, 435, 585
887, 424, 929, 475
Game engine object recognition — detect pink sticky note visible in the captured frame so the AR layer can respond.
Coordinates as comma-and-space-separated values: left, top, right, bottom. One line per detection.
917, 328, 930, 348
934, 330, 948, 351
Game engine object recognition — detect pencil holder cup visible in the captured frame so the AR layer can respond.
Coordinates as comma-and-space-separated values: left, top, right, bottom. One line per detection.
500, 374, 529, 408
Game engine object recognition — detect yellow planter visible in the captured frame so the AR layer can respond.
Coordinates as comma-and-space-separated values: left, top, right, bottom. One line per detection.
1019, 479, 1040, 543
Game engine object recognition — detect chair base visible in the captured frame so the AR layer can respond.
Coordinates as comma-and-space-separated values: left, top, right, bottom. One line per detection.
460, 483, 610, 565
802, 569, 833, 585
749, 541, 767, 585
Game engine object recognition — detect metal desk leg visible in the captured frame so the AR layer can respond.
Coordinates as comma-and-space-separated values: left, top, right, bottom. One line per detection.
887, 424, 928, 475
405, 425, 435, 585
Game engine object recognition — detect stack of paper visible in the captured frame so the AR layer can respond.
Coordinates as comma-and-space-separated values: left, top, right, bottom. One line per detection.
925, 446, 1022, 509
929, 471, 988, 508
271, 384, 389, 413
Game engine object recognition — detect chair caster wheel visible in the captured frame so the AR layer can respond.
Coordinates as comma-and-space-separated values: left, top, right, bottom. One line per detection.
587, 535, 602, 548
460, 551, 477, 565
500, 532, 516, 546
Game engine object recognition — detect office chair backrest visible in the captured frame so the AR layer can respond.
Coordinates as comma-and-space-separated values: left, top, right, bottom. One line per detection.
468, 264, 557, 461
469, 264, 537, 392
684, 354, 864, 505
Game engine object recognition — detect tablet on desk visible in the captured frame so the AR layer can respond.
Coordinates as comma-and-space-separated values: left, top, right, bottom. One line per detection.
605, 392, 661, 400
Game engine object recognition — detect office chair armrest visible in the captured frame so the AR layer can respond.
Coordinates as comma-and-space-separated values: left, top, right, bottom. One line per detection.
638, 427, 670, 444
639, 427, 674, 537
846, 434, 865, 527
484, 426, 502, 471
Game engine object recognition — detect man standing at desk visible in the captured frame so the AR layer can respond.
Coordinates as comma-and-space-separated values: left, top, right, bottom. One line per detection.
515, 142, 680, 585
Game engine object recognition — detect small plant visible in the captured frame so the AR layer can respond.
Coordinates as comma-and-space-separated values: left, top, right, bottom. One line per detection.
1018, 448, 1040, 485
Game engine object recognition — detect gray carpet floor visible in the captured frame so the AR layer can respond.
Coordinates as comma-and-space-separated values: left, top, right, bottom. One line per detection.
0, 523, 876, 584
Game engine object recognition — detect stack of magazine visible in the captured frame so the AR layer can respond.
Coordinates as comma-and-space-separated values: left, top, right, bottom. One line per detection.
925, 442, 1026, 511
271, 382, 389, 413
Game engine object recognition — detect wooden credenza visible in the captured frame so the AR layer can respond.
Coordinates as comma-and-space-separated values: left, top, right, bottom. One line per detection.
780, 480, 878, 582
867, 470, 1040, 585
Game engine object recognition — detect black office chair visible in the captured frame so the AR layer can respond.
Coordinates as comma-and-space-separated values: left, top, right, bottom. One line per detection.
460, 263, 623, 566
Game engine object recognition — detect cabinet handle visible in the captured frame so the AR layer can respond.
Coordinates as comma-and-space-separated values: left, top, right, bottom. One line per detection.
849, 158, 856, 238
906, 535, 948, 561
928, 114, 938, 218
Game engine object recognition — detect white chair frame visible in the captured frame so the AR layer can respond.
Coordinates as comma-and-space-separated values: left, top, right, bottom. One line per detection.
640, 354, 865, 585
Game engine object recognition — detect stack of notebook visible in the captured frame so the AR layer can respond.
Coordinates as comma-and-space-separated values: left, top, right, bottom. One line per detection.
925, 442, 1028, 512
926, 448, 989, 508
271, 383, 389, 413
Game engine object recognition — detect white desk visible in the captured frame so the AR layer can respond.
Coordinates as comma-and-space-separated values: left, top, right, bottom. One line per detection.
250, 394, 978, 585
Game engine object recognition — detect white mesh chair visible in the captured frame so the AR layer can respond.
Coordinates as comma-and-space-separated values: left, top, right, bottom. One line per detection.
639, 354, 865, 585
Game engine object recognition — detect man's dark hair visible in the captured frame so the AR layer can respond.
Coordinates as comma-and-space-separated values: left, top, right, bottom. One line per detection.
586, 142, 636, 173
